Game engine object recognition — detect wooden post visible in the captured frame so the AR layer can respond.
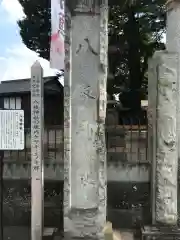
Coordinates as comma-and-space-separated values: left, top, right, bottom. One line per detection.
31, 61, 44, 240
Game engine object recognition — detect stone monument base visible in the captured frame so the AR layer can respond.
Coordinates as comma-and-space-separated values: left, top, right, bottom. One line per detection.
42, 228, 58, 240
141, 225, 180, 240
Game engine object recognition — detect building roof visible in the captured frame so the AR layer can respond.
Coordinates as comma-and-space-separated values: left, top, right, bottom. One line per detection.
0, 76, 63, 95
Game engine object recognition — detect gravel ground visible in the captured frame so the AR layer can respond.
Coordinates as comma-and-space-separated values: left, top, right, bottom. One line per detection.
2, 227, 135, 240
1, 180, 149, 240
3, 226, 30, 240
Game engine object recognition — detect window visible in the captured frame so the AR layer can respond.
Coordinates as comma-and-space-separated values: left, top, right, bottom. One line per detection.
4, 97, 21, 109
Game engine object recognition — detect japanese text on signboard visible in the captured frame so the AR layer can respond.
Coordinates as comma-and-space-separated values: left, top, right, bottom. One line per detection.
31, 77, 42, 172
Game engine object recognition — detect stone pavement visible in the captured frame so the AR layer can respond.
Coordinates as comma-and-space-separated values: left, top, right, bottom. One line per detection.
3, 227, 64, 240
2, 227, 135, 240
112, 229, 134, 240
120, 230, 134, 240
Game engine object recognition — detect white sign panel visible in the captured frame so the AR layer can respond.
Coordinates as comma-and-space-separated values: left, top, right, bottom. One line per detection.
0, 110, 24, 150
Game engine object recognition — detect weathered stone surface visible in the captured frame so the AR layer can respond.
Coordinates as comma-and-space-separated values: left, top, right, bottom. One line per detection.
66, 0, 102, 14
70, 14, 99, 210
64, 4, 72, 238
148, 54, 160, 224
149, 51, 179, 225
64, 1, 108, 239
97, 3, 108, 239
166, 2, 180, 163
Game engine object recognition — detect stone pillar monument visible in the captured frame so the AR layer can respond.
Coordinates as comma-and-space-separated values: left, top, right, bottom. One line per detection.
166, 0, 180, 173
148, 51, 179, 225
148, 0, 180, 226
64, 0, 108, 239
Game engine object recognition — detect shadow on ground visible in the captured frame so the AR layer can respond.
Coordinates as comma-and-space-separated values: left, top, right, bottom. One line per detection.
3, 180, 151, 230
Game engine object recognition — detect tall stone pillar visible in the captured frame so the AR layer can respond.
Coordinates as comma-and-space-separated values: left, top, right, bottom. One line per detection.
166, 0, 180, 170
64, 1, 108, 239
148, 51, 179, 225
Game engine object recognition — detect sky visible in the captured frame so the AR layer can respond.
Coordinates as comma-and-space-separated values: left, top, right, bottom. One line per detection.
0, 0, 60, 82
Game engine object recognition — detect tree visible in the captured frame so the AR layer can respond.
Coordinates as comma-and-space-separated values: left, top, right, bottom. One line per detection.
108, 0, 166, 109
18, 0, 51, 60
18, 0, 166, 109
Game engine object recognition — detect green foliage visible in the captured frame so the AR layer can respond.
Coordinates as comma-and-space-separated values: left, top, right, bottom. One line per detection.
18, 0, 51, 60
108, 0, 166, 108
